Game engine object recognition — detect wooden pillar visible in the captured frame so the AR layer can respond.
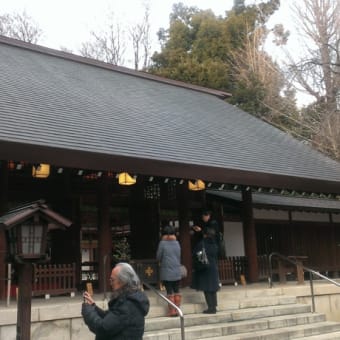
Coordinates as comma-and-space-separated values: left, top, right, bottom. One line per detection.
242, 188, 258, 282
97, 174, 112, 293
71, 196, 81, 290
0, 160, 9, 299
212, 201, 224, 233
177, 184, 192, 286
16, 263, 32, 340
48, 171, 80, 274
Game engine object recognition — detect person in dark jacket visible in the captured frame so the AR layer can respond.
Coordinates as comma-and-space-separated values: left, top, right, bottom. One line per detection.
156, 224, 182, 316
191, 228, 220, 314
192, 209, 225, 258
82, 262, 150, 340
192, 210, 220, 241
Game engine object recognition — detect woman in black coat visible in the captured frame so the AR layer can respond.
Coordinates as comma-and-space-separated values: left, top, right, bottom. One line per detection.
191, 228, 219, 314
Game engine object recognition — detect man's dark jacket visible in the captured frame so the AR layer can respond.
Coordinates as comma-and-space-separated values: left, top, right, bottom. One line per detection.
82, 290, 150, 340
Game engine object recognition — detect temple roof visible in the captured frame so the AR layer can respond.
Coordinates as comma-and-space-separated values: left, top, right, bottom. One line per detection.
0, 36, 340, 193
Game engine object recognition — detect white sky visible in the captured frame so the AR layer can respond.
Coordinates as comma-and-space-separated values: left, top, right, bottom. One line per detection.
0, 0, 293, 54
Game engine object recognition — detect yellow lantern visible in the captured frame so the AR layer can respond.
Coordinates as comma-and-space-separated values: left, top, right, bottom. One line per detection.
118, 172, 136, 185
188, 179, 205, 191
32, 164, 50, 178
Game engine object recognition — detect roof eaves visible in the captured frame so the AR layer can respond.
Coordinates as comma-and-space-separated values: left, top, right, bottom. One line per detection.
0, 35, 231, 100
0, 200, 72, 229
0, 206, 39, 228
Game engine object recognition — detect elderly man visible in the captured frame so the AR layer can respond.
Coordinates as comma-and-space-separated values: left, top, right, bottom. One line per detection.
82, 262, 150, 340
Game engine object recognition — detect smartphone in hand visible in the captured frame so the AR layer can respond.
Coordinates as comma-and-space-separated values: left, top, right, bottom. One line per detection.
86, 282, 93, 296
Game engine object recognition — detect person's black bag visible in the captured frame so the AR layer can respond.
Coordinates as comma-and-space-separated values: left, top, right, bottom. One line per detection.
194, 242, 210, 271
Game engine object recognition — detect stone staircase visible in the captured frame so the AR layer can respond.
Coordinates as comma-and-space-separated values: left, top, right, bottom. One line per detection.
143, 286, 340, 340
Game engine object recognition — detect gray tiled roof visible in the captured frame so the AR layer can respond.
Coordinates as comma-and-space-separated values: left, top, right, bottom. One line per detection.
207, 190, 340, 212
0, 37, 340, 192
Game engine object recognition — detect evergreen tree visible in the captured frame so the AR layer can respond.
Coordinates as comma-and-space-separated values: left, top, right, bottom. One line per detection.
149, 1, 298, 128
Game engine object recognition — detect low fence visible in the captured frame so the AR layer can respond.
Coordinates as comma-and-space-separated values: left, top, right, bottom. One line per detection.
32, 263, 76, 297
80, 256, 269, 287
218, 255, 269, 283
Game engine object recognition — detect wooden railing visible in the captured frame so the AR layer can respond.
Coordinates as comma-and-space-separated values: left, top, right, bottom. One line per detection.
218, 256, 248, 283
218, 258, 235, 284
218, 255, 269, 283
32, 263, 76, 297
258, 255, 270, 280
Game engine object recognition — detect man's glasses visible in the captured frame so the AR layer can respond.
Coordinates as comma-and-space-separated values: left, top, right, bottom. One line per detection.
110, 277, 117, 284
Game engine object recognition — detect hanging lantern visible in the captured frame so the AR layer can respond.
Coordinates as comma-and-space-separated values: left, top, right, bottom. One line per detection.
118, 172, 136, 185
32, 164, 50, 178
188, 179, 205, 191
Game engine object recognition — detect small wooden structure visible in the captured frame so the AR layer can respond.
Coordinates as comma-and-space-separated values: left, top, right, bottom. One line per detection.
0, 200, 73, 340
0, 201, 74, 297
130, 259, 160, 285
277, 256, 308, 285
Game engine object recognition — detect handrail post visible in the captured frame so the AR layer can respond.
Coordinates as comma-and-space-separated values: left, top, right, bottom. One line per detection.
180, 315, 185, 340
7, 263, 11, 307
143, 281, 185, 340
268, 253, 273, 288
103, 255, 107, 301
309, 271, 315, 313
268, 252, 340, 315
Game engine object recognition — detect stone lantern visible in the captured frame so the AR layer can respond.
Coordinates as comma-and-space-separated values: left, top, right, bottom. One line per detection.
0, 200, 72, 340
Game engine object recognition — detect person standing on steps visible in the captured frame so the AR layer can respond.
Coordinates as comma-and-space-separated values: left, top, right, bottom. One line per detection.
192, 209, 226, 259
156, 223, 182, 316
191, 228, 219, 314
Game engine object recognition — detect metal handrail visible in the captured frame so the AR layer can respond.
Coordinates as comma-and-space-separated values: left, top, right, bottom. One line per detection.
268, 252, 340, 312
142, 282, 185, 340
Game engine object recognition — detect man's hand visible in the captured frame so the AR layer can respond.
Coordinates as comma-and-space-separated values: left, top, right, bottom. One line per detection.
192, 225, 202, 232
83, 291, 95, 305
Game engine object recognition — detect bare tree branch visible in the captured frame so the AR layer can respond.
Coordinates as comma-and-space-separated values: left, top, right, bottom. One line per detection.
79, 17, 126, 66
129, 4, 151, 70
0, 11, 42, 43
288, 0, 340, 108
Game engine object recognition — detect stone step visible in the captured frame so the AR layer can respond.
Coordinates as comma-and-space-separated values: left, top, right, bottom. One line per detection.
145, 286, 286, 305
146, 294, 298, 318
194, 321, 340, 340
230, 303, 311, 322
144, 312, 326, 339
147, 321, 340, 340
143, 286, 340, 339
295, 330, 340, 339
146, 304, 311, 324
145, 311, 232, 332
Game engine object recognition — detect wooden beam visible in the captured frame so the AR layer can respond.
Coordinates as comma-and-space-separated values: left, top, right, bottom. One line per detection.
97, 174, 112, 293
177, 185, 192, 286
0, 161, 8, 299
16, 263, 32, 340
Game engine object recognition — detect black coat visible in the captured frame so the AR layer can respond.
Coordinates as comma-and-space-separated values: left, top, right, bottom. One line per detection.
82, 290, 150, 340
191, 237, 219, 292
192, 219, 221, 249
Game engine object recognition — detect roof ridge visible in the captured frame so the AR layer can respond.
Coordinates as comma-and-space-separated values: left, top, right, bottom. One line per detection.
0, 35, 231, 100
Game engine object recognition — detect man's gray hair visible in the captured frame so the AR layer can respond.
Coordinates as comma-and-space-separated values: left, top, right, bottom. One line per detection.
116, 262, 141, 289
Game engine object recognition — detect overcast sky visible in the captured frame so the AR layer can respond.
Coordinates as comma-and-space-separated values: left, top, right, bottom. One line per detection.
0, 0, 293, 55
